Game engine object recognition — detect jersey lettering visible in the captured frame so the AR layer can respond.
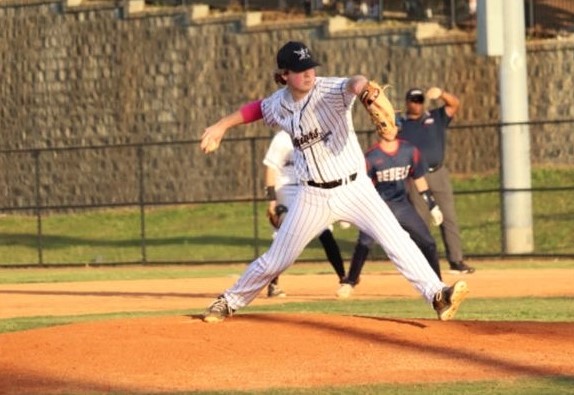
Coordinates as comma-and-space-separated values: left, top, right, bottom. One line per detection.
292, 129, 333, 150
375, 165, 411, 182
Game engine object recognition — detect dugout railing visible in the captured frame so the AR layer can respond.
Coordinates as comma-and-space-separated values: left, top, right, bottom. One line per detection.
0, 119, 573, 267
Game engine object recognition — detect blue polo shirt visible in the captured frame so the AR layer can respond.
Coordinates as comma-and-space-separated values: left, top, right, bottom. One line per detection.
397, 106, 451, 168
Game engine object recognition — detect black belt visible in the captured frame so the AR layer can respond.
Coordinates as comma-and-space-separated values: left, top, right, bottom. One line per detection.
306, 173, 357, 189
428, 164, 443, 173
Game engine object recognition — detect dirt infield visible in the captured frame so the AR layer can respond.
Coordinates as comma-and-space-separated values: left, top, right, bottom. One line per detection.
1, 268, 573, 394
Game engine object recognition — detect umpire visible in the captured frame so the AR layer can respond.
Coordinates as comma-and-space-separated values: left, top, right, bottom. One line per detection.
397, 86, 475, 274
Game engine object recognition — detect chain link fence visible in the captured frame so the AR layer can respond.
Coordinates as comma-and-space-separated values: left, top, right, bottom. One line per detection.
1, 121, 573, 267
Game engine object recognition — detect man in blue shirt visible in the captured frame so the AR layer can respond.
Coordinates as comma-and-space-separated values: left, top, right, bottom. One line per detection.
397, 87, 475, 275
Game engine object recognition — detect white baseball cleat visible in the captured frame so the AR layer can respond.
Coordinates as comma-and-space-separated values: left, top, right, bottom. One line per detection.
336, 283, 354, 299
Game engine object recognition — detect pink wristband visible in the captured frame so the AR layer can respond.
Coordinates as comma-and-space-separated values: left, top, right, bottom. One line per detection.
240, 100, 263, 123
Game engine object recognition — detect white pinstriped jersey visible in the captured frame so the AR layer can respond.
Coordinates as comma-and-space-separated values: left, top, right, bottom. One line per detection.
219, 75, 447, 313
261, 77, 365, 184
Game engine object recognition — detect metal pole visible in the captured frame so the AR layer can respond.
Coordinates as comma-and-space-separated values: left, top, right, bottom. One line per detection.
528, 0, 534, 29
450, 0, 456, 29
250, 138, 260, 258
499, 0, 534, 253
33, 150, 44, 265
497, 126, 506, 255
137, 146, 147, 263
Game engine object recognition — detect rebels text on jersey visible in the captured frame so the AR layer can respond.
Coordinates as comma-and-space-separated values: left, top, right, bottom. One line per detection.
365, 139, 428, 202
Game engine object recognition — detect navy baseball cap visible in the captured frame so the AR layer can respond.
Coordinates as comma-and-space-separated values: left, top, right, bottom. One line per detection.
276, 41, 320, 72
406, 88, 425, 103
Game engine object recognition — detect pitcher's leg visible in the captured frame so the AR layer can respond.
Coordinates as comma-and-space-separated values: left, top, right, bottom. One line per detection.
334, 178, 444, 302
224, 189, 329, 309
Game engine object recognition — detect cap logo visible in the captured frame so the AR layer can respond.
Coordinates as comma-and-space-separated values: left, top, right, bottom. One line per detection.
294, 48, 311, 60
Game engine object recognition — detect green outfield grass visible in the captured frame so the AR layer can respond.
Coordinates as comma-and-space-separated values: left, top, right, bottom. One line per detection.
190, 376, 574, 395
0, 167, 573, 265
1, 259, 573, 284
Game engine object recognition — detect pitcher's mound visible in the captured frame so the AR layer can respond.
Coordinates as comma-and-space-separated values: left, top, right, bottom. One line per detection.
1, 313, 573, 394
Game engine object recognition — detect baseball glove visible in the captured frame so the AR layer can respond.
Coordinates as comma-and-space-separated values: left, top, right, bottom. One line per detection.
359, 81, 398, 140
268, 204, 288, 229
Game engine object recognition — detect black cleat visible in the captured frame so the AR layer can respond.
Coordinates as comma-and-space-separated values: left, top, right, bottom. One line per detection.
449, 261, 476, 274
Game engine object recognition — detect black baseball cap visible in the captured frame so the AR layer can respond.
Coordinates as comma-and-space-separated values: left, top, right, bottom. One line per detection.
276, 41, 320, 72
406, 88, 425, 103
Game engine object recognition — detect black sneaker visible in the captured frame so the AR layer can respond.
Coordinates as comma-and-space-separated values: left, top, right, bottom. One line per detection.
202, 295, 234, 323
449, 261, 476, 274
339, 276, 360, 286
267, 283, 287, 298
433, 280, 469, 321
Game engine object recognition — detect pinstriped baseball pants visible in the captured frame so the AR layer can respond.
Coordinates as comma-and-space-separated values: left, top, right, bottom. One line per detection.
223, 173, 445, 310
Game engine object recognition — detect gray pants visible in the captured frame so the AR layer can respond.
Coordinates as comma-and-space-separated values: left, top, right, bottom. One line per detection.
408, 166, 464, 264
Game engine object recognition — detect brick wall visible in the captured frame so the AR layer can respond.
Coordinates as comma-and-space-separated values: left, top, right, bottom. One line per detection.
0, 1, 572, 208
